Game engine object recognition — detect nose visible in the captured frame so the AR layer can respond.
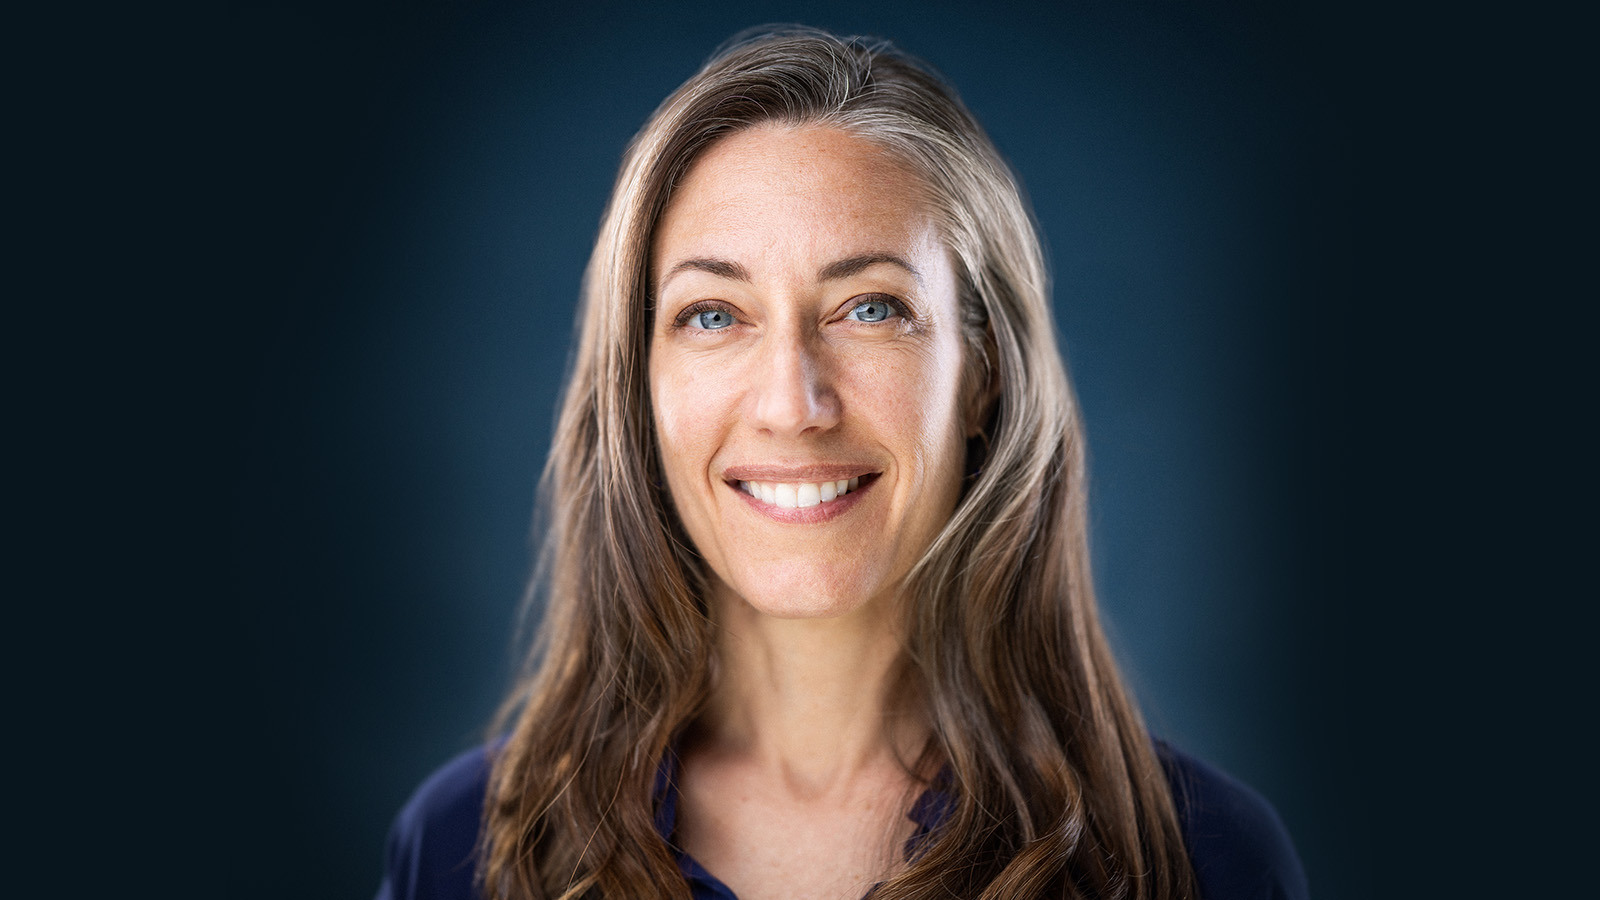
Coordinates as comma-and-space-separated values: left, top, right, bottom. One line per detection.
749, 328, 841, 437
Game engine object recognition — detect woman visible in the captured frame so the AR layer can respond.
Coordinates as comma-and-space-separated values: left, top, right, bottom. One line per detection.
379, 27, 1306, 900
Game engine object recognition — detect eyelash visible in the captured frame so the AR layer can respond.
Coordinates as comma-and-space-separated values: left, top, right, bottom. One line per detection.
844, 294, 906, 323
670, 294, 910, 330
672, 300, 739, 330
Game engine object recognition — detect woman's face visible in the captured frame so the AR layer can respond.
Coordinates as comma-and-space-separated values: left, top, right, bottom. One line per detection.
649, 124, 970, 621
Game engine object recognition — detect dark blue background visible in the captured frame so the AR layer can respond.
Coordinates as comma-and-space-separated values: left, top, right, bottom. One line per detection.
41, 1, 1378, 897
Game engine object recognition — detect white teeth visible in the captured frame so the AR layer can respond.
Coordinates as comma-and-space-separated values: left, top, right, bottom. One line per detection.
774, 483, 797, 508
740, 477, 863, 509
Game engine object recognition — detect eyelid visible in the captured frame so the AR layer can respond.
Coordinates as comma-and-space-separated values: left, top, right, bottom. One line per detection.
844, 292, 910, 321
672, 299, 741, 329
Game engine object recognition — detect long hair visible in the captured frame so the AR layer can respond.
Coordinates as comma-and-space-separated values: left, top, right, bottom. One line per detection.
483, 27, 1199, 900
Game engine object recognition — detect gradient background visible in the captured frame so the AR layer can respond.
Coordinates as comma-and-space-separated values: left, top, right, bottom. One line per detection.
83, 1, 1372, 896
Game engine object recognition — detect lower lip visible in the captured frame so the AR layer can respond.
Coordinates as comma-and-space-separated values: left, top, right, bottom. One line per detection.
728, 476, 876, 524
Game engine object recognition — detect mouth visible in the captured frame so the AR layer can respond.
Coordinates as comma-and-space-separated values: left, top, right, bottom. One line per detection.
720, 466, 882, 521
734, 475, 872, 509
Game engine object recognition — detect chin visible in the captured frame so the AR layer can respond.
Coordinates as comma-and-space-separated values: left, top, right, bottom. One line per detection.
716, 565, 895, 621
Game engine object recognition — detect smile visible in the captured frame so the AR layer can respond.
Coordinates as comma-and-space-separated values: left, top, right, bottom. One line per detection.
737, 477, 862, 509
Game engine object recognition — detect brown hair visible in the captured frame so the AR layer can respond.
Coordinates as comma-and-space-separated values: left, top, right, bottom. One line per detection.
483, 26, 1198, 899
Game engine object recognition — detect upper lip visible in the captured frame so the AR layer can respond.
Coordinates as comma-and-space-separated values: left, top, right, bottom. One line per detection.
722, 463, 880, 482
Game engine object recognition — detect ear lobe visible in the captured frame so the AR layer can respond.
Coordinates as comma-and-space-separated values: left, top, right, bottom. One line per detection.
964, 380, 999, 439
962, 335, 1000, 438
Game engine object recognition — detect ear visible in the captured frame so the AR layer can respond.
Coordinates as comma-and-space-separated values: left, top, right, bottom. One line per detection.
962, 328, 1001, 438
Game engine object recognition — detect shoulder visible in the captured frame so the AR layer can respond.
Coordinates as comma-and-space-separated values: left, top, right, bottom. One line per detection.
1154, 741, 1309, 900
376, 745, 496, 900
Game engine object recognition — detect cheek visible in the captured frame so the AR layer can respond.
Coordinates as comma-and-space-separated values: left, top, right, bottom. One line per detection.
841, 343, 967, 471
651, 384, 686, 458
650, 352, 724, 494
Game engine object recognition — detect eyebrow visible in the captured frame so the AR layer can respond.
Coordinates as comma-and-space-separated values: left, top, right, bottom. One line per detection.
818, 253, 923, 285
660, 253, 923, 289
663, 257, 752, 284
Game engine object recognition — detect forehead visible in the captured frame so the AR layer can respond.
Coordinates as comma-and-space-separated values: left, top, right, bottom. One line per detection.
651, 124, 942, 276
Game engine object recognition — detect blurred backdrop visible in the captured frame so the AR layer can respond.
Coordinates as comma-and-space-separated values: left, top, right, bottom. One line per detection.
167, 1, 1368, 896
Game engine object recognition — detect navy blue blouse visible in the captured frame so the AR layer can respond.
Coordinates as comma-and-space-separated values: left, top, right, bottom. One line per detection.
377, 741, 1307, 900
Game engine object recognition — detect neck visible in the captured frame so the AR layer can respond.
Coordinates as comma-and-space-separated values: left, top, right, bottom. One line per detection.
694, 584, 929, 795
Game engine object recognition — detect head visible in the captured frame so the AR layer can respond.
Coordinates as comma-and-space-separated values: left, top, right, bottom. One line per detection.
566, 26, 1075, 626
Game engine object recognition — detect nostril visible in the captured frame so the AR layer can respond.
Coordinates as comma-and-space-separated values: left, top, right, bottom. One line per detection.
750, 344, 841, 435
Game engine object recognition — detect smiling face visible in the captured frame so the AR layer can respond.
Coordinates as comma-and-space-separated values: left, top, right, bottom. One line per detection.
648, 124, 971, 621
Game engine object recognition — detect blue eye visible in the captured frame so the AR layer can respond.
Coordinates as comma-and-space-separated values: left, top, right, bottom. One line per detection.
847, 297, 897, 323
689, 308, 735, 330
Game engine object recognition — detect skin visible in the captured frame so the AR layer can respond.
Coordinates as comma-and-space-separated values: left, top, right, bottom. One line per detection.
649, 124, 974, 899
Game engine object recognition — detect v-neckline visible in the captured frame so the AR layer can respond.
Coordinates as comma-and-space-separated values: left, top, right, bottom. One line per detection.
651, 748, 954, 899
